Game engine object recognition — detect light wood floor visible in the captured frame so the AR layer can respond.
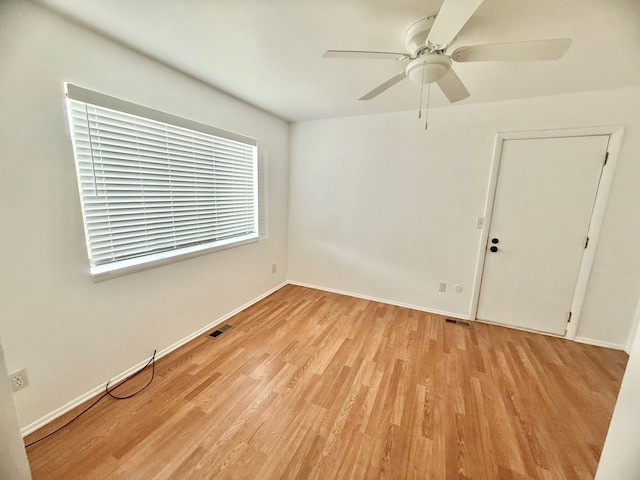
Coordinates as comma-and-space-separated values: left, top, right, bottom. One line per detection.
26, 285, 628, 479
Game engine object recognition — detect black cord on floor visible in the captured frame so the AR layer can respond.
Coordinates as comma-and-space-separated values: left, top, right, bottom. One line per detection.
24, 349, 157, 448
106, 350, 156, 400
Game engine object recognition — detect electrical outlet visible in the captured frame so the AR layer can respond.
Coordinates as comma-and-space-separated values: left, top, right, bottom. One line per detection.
272, 262, 277, 273
437, 282, 447, 292
10, 368, 28, 392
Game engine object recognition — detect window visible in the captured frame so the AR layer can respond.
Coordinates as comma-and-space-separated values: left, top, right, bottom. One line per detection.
65, 84, 259, 276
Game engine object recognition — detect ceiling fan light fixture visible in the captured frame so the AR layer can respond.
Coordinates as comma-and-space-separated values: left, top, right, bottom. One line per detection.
406, 55, 451, 84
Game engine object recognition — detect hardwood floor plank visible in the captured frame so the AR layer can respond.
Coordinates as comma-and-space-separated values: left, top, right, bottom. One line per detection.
25, 285, 628, 479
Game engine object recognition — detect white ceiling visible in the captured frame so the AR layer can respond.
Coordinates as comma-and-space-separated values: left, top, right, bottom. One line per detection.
37, 0, 640, 122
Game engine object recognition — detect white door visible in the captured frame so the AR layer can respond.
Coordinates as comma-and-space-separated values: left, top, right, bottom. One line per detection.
477, 135, 609, 335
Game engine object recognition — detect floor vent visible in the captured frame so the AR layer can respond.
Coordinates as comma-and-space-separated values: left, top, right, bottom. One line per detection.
445, 318, 471, 327
208, 324, 233, 338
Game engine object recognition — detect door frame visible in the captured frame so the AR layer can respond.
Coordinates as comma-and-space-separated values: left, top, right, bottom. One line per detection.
469, 126, 624, 340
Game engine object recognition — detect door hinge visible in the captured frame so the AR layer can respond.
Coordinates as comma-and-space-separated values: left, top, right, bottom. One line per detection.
604, 151, 609, 165
584, 237, 589, 249
567, 311, 572, 323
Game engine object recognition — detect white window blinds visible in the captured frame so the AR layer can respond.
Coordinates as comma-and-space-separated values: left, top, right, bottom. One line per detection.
65, 84, 258, 276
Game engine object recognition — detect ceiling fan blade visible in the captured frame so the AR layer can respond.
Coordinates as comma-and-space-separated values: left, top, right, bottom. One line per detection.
359, 71, 407, 100
436, 68, 470, 103
323, 50, 409, 60
452, 38, 572, 62
426, 0, 484, 48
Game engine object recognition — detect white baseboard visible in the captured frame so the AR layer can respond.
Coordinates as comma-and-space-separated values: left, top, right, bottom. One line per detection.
290, 282, 630, 352
21, 281, 288, 437
287, 280, 469, 320
574, 336, 626, 352
31, 280, 624, 437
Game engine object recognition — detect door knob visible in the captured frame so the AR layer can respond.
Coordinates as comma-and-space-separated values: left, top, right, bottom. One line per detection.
491, 238, 499, 244
490, 246, 498, 253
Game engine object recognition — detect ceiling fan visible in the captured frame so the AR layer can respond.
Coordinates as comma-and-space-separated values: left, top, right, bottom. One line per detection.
323, 0, 571, 103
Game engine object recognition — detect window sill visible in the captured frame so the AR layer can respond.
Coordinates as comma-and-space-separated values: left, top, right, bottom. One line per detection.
89, 234, 259, 282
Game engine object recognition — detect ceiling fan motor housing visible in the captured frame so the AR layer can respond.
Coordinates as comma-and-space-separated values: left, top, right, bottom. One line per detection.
404, 16, 436, 56
406, 54, 451, 84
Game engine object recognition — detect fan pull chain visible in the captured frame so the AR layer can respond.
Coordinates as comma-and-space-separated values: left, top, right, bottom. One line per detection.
424, 82, 431, 130
418, 59, 427, 119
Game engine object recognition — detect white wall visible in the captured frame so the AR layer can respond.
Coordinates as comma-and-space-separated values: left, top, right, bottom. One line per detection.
596, 294, 640, 479
625, 295, 640, 354
288, 87, 640, 347
0, 0, 289, 429
0, 339, 32, 480
1, 0, 638, 441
